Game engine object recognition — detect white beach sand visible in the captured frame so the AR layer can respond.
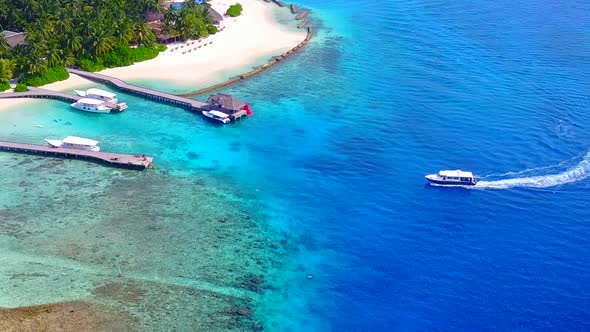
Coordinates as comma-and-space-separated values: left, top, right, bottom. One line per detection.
0, 74, 95, 111
100, 0, 306, 85
0, 0, 306, 111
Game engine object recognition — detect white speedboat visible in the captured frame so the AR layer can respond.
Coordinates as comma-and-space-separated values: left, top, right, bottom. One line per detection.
202, 110, 231, 124
74, 88, 118, 103
71, 98, 113, 113
45, 136, 100, 152
425, 170, 477, 186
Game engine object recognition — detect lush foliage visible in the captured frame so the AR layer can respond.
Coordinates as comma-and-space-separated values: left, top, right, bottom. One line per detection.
0, 58, 15, 82
0, 0, 168, 79
162, 2, 214, 41
207, 24, 218, 35
76, 58, 105, 72
20, 66, 69, 87
76, 44, 166, 72
0, 81, 10, 92
226, 4, 243, 17
14, 82, 28, 92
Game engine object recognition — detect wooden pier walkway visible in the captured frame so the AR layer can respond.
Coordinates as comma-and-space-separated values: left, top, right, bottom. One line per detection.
0, 140, 153, 170
0, 87, 82, 103
66, 68, 208, 111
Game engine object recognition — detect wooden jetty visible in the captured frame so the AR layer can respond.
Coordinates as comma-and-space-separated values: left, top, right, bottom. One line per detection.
67, 69, 208, 111
0, 140, 153, 170
0, 87, 82, 103
0, 87, 126, 112
67, 69, 250, 121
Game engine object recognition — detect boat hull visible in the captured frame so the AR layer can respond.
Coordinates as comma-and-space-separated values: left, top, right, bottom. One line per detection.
71, 103, 112, 114
425, 174, 476, 186
426, 178, 477, 186
201, 111, 230, 124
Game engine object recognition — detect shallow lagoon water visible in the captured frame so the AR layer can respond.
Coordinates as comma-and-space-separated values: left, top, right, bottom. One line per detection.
2, 0, 590, 330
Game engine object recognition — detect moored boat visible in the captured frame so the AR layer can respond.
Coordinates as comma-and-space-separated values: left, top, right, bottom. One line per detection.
45, 136, 100, 152
71, 98, 113, 113
74, 88, 118, 103
201, 110, 231, 124
425, 170, 477, 186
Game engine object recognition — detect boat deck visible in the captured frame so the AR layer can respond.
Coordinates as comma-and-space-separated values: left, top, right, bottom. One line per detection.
0, 141, 153, 170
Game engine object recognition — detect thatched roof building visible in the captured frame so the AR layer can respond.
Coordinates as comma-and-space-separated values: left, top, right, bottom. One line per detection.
162, 1, 224, 25
207, 8, 224, 25
1, 30, 26, 47
207, 94, 246, 113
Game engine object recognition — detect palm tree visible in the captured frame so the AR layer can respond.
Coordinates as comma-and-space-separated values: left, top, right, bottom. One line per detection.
177, 12, 198, 41
0, 59, 15, 82
133, 21, 156, 46
45, 42, 64, 67
143, 0, 164, 13
0, 34, 9, 57
64, 35, 83, 54
115, 19, 135, 45
1, 0, 168, 75
87, 27, 115, 57
26, 46, 48, 74
53, 17, 73, 36
200, 6, 212, 24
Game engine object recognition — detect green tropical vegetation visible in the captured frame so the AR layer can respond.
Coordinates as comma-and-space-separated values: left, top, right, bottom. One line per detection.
226, 4, 243, 17
0, 58, 14, 82
0, 0, 214, 84
0, 81, 10, 92
77, 44, 167, 72
162, 1, 217, 41
207, 24, 218, 35
14, 82, 28, 92
20, 66, 69, 87
0, 57, 13, 90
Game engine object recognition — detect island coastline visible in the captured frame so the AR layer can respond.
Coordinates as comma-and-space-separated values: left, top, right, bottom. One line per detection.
0, 0, 307, 112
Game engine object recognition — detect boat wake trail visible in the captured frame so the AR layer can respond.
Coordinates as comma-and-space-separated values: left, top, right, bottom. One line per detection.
475, 150, 590, 189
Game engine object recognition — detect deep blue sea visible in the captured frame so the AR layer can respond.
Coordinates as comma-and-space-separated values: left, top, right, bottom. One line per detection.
265, 0, 590, 330
1, 0, 590, 330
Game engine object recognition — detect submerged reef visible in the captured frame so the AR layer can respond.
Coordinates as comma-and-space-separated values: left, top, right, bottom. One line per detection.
0, 155, 293, 330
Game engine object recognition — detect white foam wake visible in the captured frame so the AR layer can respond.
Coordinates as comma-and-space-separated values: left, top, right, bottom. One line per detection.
475, 150, 590, 189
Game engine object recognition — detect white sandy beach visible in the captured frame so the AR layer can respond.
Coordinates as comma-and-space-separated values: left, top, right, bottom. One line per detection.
101, 0, 306, 84
0, 0, 306, 111
0, 74, 95, 111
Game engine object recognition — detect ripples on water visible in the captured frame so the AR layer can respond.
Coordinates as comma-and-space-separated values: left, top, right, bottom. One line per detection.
266, 0, 590, 330
1, 0, 590, 330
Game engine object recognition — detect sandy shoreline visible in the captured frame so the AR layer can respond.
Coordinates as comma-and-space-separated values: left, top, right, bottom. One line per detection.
0, 74, 95, 110
0, 0, 305, 112
102, 0, 305, 84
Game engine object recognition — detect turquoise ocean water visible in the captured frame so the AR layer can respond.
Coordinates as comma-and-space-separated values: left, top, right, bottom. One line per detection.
1, 0, 590, 330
